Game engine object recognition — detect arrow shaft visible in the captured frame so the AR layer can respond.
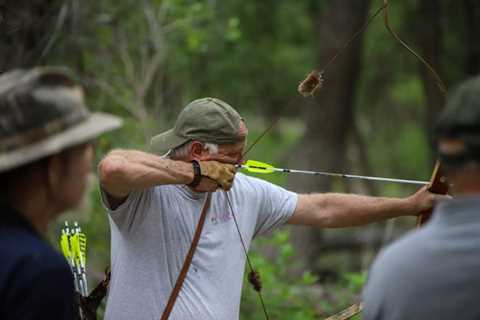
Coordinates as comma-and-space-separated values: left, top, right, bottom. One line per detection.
240, 165, 428, 186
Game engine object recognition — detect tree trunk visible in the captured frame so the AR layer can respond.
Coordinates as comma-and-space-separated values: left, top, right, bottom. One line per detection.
462, 0, 480, 76
288, 0, 370, 275
415, 0, 446, 153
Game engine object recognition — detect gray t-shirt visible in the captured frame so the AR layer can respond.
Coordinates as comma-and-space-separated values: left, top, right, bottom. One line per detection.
102, 172, 297, 320
363, 197, 480, 320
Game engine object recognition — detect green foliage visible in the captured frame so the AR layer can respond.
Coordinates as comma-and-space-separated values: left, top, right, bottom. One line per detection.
342, 272, 368, 294
318, 272, 367, 319
239, 230, 367, 319
240, 230, 319, 320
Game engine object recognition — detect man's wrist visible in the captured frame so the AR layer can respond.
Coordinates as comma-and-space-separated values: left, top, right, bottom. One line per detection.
188, 160, 202, 188
402, 196, 419, 216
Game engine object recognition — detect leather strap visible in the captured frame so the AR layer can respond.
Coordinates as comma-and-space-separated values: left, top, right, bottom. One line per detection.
78, 267, 111, 320
160, 192, 212, 320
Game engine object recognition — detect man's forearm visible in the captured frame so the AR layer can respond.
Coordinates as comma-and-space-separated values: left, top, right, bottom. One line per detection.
98, 149, 193, 198
290, 193, 417, 228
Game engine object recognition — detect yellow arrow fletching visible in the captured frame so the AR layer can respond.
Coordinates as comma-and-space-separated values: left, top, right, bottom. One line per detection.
243, 160, 275, 174
78, 233, 87, 265
60, 233, 71, 259
71, 234, 82, 265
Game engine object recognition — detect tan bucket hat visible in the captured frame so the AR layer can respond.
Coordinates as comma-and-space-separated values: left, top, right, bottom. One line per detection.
0, 66, 122, 173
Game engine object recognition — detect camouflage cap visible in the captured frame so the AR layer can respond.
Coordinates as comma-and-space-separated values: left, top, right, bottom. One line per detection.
435, 75, 480, 165
0, 66, 122, 173
150, 97, 244, 155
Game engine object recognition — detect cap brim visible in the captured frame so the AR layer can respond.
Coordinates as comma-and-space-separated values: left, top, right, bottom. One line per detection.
0, 112, 122, 173
150, 128, 190, 156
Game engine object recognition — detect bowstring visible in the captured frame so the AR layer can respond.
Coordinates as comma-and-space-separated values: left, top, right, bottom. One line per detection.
242, 118, 279, 158
225, 192, 270, 320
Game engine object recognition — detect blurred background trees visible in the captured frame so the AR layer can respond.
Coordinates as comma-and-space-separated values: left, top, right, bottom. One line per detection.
2, 0, 480, 318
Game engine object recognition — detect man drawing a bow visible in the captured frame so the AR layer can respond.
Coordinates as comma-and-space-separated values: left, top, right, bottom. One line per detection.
99, 97, 444, 320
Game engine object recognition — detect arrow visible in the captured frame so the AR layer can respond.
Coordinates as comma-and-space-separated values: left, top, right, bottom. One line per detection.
60, 221, 89, 298
71, 222, 88, 297
239, 160, 429, 186
60, 222, 80, 294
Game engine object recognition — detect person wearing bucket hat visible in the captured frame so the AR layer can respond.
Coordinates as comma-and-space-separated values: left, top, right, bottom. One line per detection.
0, 67, 122, 320
363, 76, 480, 320
99, 97, 441, 320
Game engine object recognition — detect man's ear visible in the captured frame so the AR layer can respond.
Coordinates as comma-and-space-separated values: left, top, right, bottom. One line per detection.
190, 141, 206, 160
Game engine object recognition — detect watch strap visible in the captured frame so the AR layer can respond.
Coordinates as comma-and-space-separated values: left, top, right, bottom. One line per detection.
188, 160, 202, 188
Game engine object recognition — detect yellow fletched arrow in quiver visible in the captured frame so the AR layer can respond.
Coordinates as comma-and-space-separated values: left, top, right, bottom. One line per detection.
71, 232, 87, 268
60, 230, 72, 261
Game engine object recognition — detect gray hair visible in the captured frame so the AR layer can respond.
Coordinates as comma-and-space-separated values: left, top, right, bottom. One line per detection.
166, 141, 218, 159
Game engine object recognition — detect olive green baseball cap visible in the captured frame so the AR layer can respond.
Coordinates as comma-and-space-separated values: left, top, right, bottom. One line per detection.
151, 97, 244, 155
0, 66, 122, 173
435, 75, 480, 164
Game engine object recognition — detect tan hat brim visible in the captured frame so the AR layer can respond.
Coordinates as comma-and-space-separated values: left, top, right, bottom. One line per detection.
0, 112, 122, 173
150, 128, 190, 156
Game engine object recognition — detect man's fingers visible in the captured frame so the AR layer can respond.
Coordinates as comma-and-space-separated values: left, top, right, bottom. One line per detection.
410, 185, 453, 215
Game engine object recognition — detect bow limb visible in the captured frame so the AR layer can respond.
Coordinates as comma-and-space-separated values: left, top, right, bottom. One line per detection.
382, 0, 450, 225
383, 0, 448, 96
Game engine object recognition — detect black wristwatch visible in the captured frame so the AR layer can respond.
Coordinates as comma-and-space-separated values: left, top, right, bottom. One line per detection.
188, 160, 202, 188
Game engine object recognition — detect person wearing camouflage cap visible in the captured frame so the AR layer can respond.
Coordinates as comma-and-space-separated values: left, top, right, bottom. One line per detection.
99, 97, 440, 320
0, 67, 121, 319
363, 76, 480, 320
